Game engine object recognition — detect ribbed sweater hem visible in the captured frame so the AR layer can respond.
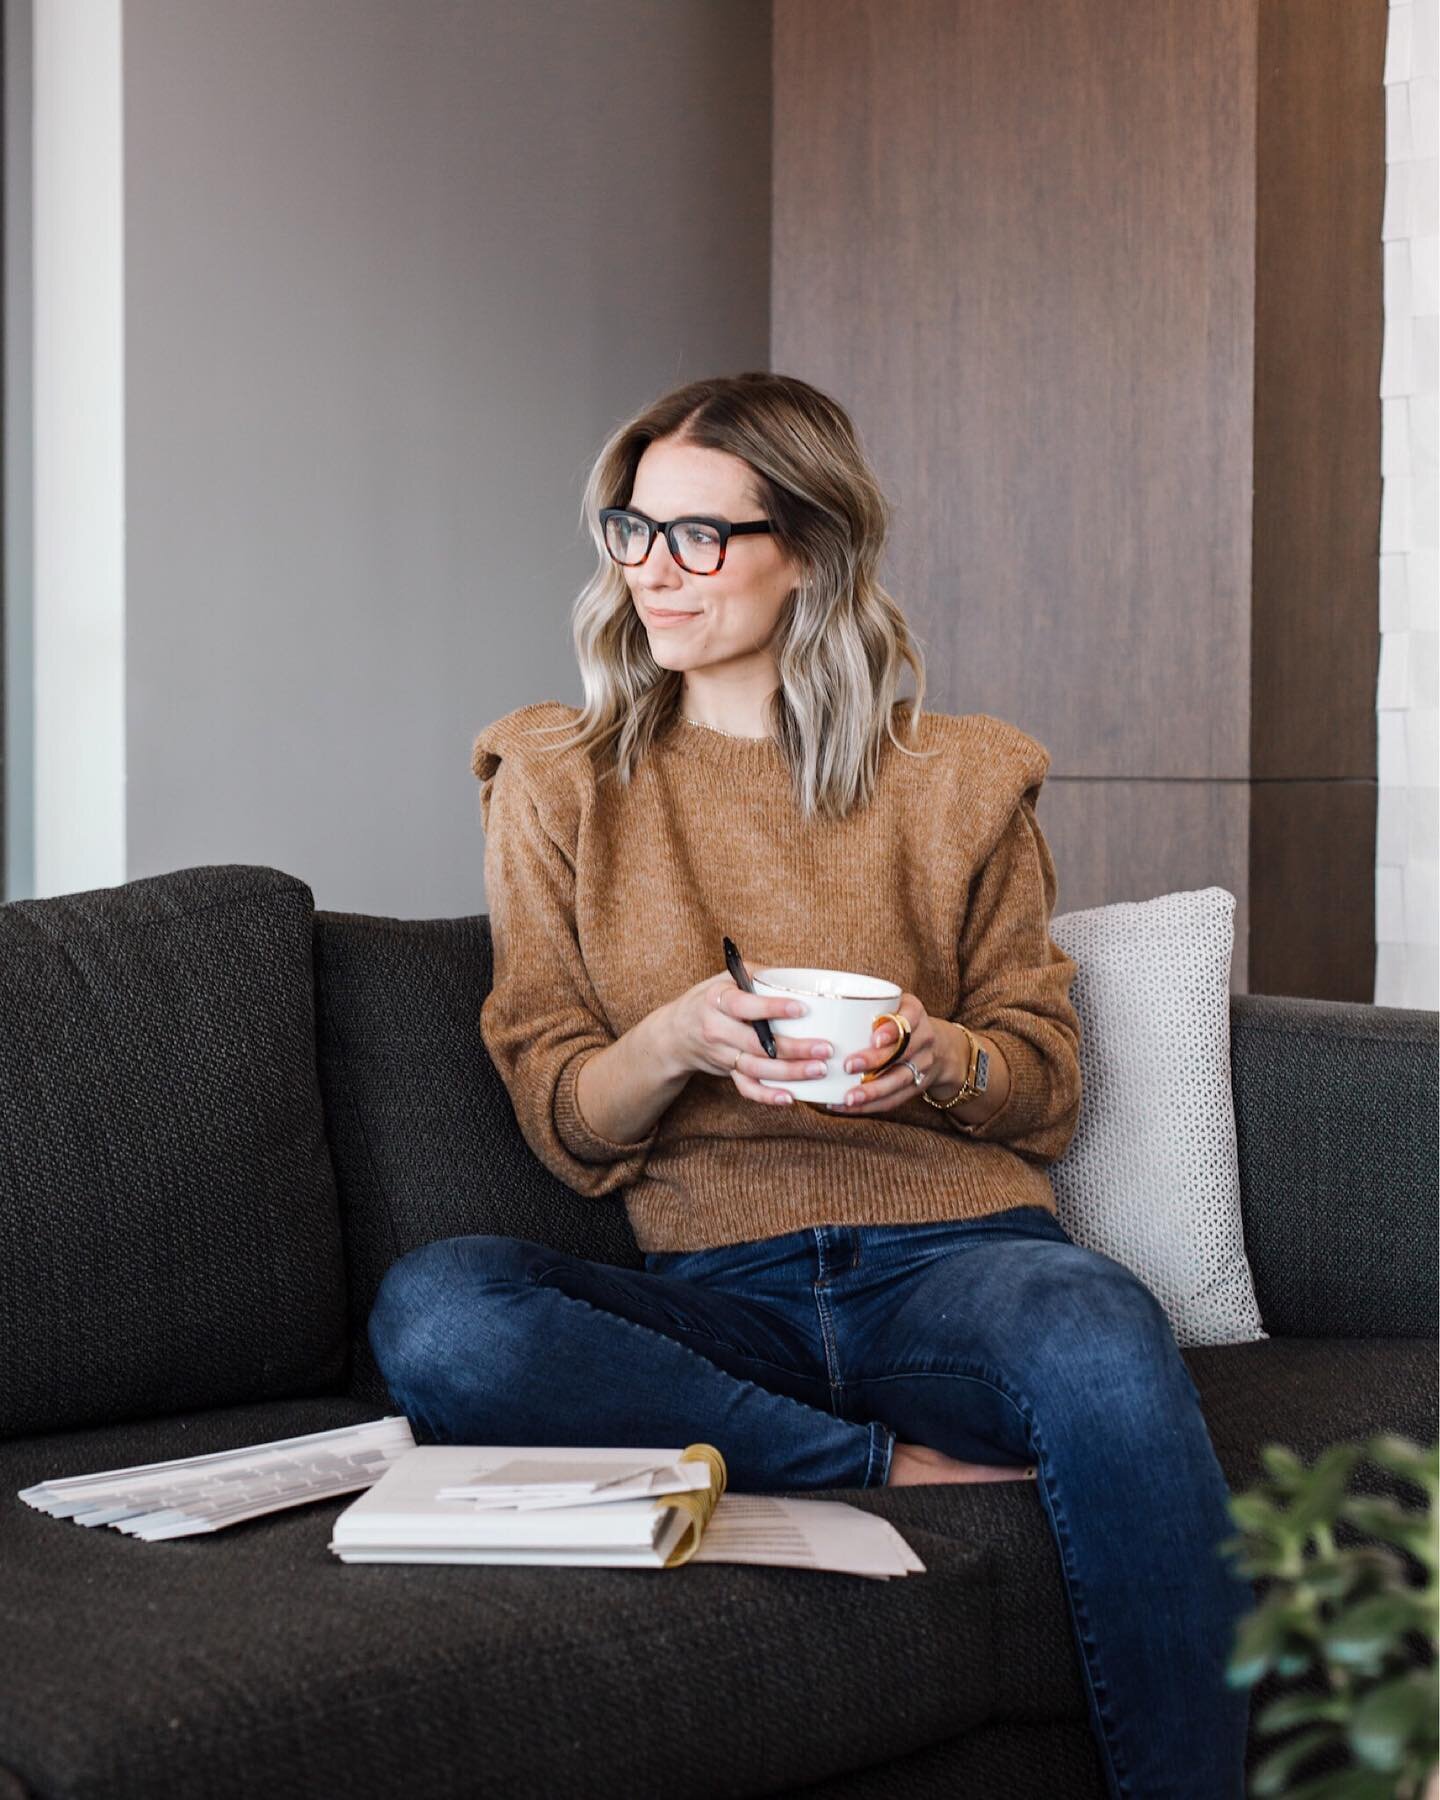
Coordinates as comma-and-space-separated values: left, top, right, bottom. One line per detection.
619, 1137, 1058, 1254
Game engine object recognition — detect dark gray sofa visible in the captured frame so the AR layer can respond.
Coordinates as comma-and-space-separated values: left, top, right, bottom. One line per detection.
1, 864, 1434, 1800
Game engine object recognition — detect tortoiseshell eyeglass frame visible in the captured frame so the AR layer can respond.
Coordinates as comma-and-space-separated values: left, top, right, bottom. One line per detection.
599, 507, 775, 576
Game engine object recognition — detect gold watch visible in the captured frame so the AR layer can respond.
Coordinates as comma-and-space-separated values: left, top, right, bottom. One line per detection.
922, 1021, 990, 1116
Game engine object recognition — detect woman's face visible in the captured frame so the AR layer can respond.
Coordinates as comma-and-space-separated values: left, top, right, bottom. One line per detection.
620, 438, 802, 676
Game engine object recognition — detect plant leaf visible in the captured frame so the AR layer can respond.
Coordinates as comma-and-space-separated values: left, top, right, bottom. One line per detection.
1360, 1434, 1439, 1489
1347, 1669, 1440, 1774
1343, 1496, 1438, 1564
1288, 1445, 1366, 1537
1256, 1690, 1350, 1734
1251, 1725, 1342, 1795
1324, 1594, 1429, 1667
1261, 1444, 1312, 1487
1229, 1602, 1298, 1685
1230, 1491, 1285, 1534
1270, 1766, 1421, 1799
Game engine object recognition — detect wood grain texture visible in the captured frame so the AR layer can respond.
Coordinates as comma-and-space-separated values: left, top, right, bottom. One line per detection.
1249, 780, 1379, 1002
1039, 777, 1252, 994
1253, 0, 1385, 784
1249, 0, 1385, 992
772, 0, 1384, 998
773, 0, 1255, 778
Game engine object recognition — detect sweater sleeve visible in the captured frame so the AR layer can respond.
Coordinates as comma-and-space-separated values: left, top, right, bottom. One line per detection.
476, 749, 660, 1198
947, 786, 1082, 1164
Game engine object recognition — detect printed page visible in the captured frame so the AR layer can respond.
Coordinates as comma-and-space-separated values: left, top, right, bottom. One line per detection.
692, 1496, 926, 1580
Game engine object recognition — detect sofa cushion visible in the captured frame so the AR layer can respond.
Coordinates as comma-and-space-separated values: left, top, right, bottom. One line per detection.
0, 866, 347, 1437
0, 1337, 1429, 1800
1049, 887, 1267, 1348
0, 1397, 1002, 1800
311, 910, 643, 1409
1228, 993, 1440, 1338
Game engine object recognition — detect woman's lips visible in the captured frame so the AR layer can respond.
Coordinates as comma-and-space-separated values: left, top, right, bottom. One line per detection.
648, 608, 700, 626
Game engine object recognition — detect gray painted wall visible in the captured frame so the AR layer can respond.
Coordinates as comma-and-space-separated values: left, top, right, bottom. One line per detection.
121, 0, 770, 916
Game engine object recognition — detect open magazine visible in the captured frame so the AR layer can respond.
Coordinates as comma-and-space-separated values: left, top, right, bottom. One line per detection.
330, 1441, 925, 1579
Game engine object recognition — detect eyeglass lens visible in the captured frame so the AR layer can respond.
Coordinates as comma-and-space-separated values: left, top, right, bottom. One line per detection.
605, 512, 723, 575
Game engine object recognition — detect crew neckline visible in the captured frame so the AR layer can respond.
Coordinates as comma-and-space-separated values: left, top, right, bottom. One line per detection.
660, 713, 783, 768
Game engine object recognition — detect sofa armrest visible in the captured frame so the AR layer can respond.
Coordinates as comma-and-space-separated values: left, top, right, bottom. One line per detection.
1230, 993, 1438, 1339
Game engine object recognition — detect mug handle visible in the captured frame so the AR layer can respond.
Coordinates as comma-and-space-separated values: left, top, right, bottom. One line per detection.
860, 1012, 913, 1084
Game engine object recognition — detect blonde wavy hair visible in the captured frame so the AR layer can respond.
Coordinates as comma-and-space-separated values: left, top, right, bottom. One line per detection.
514, 370, 943, 822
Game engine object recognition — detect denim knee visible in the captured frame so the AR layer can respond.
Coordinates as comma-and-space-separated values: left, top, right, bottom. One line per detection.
1014, 1251, 1178, 1390
368, 1238, 453, 1389
367, 1234, 540, 1391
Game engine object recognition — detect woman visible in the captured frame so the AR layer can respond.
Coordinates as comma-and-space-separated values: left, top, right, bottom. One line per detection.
368, 372, 1253, 1798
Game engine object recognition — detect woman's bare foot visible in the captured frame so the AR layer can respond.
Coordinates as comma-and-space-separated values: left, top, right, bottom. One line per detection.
886, 1439, 1037, 1487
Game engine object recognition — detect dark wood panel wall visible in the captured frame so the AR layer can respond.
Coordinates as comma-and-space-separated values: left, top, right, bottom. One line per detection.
771, 0, 1386, 998
1251, 0, 1386, 998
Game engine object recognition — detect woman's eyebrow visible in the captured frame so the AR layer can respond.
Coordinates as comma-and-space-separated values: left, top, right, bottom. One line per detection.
629, 505, 733, 522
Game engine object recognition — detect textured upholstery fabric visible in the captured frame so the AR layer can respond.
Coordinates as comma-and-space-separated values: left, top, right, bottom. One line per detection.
0, 866, 347, 1438
1228, 991, 1439, 1338
312, 910, 642, 1408
0, 1398, 1001, 1800
0, 1341, 1430, 1800
1049, 887, 1267, 1347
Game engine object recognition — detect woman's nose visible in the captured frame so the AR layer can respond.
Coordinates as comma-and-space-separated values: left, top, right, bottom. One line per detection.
637, 533, 683, 585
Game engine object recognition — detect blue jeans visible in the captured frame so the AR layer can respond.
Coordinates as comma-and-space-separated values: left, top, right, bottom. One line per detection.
368, 1206, 1254, 1799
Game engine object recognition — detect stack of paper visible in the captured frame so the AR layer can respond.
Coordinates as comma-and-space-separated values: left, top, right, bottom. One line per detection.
330, 1444, 925, 1578
18, 1416, 416, 1539
19, 1425, 926, 1577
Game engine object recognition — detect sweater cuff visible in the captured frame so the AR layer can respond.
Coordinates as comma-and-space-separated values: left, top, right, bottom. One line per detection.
948, 1028, 1051, 1143
553, 1047, 660, 1163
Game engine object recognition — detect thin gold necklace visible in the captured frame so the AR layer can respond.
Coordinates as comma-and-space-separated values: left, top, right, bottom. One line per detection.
680, 714, 771, 741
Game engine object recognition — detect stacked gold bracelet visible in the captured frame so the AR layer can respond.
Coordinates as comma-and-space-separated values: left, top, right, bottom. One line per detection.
922, 1020, 988, 1119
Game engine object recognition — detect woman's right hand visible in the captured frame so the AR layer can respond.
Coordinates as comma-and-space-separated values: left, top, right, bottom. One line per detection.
662, 968, 835, 1106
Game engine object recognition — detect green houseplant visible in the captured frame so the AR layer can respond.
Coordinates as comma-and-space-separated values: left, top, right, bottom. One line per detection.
1220, 1432, 1438, 1799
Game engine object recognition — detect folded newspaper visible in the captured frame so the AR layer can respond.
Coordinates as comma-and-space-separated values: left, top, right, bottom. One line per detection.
17, 1417, 419, 1539
18, 1421, 922, 1578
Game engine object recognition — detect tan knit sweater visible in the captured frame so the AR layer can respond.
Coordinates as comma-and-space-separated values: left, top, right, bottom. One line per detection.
470, 701, 1082, 1254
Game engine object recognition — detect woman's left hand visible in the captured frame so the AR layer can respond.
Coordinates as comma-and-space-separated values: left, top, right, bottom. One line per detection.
827, 994, 947, 1115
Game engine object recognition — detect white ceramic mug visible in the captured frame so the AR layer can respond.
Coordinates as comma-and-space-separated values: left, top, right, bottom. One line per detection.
751, 966, 910, 1106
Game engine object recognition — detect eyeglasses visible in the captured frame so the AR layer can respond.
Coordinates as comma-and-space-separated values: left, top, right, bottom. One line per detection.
599, 507, 774, 576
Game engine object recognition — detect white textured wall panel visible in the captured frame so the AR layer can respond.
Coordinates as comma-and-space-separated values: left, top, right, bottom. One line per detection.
1377, 0, 1439, 1008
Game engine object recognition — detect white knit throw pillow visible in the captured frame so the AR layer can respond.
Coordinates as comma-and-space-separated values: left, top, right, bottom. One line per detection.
1048, 886, 1268, 1348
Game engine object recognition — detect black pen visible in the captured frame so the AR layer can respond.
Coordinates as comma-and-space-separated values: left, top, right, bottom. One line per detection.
722, 935, 778, 1058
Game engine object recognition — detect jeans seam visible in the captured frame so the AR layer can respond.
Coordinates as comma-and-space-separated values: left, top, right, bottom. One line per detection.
810, 1282, 844, 1412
